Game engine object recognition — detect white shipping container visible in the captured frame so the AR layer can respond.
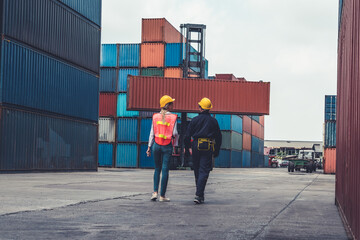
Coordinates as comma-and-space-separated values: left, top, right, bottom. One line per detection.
99, 118, 115, 142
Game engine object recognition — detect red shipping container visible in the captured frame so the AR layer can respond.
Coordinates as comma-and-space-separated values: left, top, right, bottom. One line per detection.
243, 116, 252, 133
215, 74, 237, 81
259, 116, 264, 126
251, 120, 261, 139
324, 148, 336, 174
243, 132, 251, 151
142, 18, 183, 43
164, 68, 183, 78
127, 76, 270, 115
259, 125, 264, 140
336, 2, 360, 238
140, 43, 165, 68
99, 93, 117, 117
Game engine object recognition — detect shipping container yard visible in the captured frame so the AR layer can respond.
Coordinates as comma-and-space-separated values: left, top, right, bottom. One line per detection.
0, 0, 358, 239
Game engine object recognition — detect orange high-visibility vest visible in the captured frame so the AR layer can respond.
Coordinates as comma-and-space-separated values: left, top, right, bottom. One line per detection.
152, 113, 177, 146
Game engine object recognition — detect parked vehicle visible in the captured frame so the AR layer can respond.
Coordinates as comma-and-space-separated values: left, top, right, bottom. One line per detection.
280, 160, 289, 167
286, 150, 317, 173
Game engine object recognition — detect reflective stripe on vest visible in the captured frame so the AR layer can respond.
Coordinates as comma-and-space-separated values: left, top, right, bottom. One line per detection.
153, 113, 177, 146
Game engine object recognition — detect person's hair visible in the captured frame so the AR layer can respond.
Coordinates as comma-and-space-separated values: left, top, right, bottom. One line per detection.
161, 102, 173, 122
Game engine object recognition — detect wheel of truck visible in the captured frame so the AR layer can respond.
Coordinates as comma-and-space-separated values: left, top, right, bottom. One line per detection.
291, 168, 294, 172
288, 166, 291, 172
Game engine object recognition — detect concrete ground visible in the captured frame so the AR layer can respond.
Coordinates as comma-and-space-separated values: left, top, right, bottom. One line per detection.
0, 168, 348, 240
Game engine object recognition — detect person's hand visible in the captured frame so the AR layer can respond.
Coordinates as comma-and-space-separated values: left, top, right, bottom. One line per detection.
146, 147, 151, 157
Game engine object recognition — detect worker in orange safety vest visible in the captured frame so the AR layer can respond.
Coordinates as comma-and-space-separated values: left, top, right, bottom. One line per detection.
146, 95, 179, 202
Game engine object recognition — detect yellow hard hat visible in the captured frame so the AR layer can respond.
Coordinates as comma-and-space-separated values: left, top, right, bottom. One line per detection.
198, 97, 213, 110
160, 95, 175, 108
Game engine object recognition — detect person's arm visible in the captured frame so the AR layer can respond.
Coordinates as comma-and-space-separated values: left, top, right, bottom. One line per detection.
214, 120, 222, 157
172, 122, 179, 147
146, 122, 154, 157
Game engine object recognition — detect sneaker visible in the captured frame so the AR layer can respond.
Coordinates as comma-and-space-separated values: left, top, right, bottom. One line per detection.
159, 196, 170, 202
151, 192, 158, 201
194, 196, 204, 204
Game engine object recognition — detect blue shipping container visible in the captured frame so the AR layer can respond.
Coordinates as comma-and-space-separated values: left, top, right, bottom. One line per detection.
251, 136, 260, 153
117, 93, 139, 117
325, 121, 336, 147
215, 115, 231, 130
101, 44, 117, 67
251, 152, 264, 168
242, 150, 251, 167
100, 68, 117, 92
231, 115, 243, 134
264, 155, 269, 167
139, 144, 155, 168
58, 0, 102, 26
231, 150, 242, 168
140, 118, 152, 142
251, 115, 260, 123
118, 69, 139, 92
165, 43, 183, 67
325, 95, 337, 121
119, 44, 140, 67
0, 107, 98, 171
116, 143, 138, 167
98, 143, 113, 167
214, 150, 230, 168
3, 0, 101, 73
117, 118, 138, 142
0, 40, 99, 122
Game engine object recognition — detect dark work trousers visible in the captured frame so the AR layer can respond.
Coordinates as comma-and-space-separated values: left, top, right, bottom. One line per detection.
191, 140, 213, 198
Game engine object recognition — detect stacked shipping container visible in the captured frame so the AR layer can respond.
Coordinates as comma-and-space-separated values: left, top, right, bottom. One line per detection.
98, 18, 266, 169
0, 0, 101, 171
323, 95, 336, 174
336, 1, 360, 238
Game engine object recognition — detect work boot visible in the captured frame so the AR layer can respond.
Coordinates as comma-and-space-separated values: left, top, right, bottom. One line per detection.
159, 196, 170, 202
151, 192, 158, 201
194, 196, 204, 204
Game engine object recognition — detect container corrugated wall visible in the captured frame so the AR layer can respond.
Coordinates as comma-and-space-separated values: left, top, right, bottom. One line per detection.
117, 93, 139, 117
164, 68, 183, 78
58, 0, 102, 26
324, 121, 336, 147
220, 131, 242, 151
242, 150, 251, 167
324, 148, 336, 174
99, 93, 117, 117
142, 18, 183, 43
139, 144, 155, 168
140, 43, 165, 68
243, 116, 252, 133
252, 120, 262, 139
98, 143, 113, 167
119, 44, 140, 67
231, 150, 242, 168
214, 150, 230, 168
140, 118, 152, 142
243, 133, 252, 151
101, 44, 117, 67
231, 115, 243, 133
3, 0, 101, 73
116, 143, 138, 167
99, 118, 115, 142
117, 118, 138, 142
165, 43, 182, 67
216, 115, 231, 130
141, 68, 164, 77
336, 1, 360, 238
118, 69, 139, 92
325, 95, 337, 121
0, 40, 99, 122
100, 68, 117, 92
0, 107, 98, 171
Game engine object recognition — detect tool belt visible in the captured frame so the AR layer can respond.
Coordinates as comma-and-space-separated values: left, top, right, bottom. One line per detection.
197, 138, 215, 151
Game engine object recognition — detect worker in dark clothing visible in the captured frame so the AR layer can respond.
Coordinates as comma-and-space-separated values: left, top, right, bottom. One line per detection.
184, 97, 222, 204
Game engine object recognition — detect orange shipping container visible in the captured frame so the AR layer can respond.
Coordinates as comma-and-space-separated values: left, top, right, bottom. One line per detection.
243, 116, 252, 133
164, 68, 183, 78
259, 116, 264, 126
324, 148, 336, 174
252, 120, 261, 139
140, 43, 164, 68
260, 126, 264, 140
243, 132, 252, 151
142, 18, 184, 43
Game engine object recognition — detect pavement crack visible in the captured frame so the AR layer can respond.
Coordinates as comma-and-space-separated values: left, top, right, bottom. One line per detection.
251, 173, 321, 240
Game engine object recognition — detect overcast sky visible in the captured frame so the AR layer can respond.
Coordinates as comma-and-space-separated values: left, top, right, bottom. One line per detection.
101, 0, 338, 141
